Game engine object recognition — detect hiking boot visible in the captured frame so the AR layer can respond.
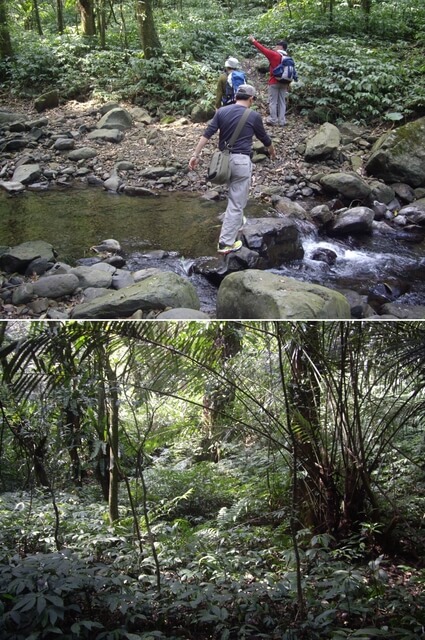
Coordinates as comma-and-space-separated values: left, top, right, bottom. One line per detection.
266, 118, 277, 126
217, 240, 243, 254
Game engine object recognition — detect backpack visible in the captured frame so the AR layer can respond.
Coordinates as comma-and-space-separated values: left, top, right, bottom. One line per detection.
222, 70, 247, 106
272, 53, 298, 83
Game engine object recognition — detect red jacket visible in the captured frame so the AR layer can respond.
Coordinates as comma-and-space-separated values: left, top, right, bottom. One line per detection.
251, 38, 282, 85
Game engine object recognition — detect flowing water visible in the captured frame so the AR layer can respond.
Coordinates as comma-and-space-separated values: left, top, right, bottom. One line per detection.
1, 186, 424, 314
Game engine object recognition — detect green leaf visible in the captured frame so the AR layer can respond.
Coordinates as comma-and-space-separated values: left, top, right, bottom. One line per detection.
384, 112, 404, 121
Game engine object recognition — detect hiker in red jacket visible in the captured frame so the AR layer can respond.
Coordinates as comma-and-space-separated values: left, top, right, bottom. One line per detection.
248, 35, 290, 127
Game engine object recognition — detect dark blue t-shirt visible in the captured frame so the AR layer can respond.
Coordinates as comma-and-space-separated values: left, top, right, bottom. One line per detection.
203, 104, 272, 155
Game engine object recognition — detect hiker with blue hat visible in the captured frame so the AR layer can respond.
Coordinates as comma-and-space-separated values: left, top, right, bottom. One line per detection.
189, 84, 276, 255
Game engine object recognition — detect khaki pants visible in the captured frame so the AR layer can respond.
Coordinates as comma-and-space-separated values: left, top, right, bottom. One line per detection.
219, 154, 252, 246
268, 83, 288, 125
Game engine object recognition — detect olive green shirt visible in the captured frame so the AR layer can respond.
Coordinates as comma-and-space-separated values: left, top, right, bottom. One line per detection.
215, 73, 228, 109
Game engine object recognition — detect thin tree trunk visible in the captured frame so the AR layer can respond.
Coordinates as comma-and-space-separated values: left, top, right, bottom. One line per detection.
106, 362, 120, 523
33, 0, 43, 35
98, 0, 107, 48
0, 0, 13, 62
57, 0, 64, 33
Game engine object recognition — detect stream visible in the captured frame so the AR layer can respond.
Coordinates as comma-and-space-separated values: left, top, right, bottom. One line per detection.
1, 186, 424, 316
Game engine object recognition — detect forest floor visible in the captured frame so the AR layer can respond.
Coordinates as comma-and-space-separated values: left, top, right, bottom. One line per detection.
1, 71, 350, 197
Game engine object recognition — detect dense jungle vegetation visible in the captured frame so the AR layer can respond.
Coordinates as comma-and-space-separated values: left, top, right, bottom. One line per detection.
0, 0, 424, 124
0, 320, 424, 639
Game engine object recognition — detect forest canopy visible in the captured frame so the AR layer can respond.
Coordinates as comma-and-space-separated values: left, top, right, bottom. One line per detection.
0, 0, 424, 122
0, 320, 424, 639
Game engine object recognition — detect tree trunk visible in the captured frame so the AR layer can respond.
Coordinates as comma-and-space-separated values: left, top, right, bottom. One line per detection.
63, 407, 82, 486
33, 0, 43, 35
136, 0, 162, 59
97, 0, 107, 48
0, 0, 13, 63
201, 323, 242, 461
78, 0, 96, 36
106, 362, 120, 523
57, 0, 64, 34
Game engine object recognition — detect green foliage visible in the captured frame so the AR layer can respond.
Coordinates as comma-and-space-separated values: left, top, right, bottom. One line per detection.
1, 446, 425, 639
1, 0, 425, 121
278, 38, 422, 123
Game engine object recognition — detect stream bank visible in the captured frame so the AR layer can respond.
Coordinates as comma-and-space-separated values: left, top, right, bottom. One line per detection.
1, 97, 425, 319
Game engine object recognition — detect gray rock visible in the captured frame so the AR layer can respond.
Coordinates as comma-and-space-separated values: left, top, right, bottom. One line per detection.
305, 123, 341, 161
242, 218, 304, 267
104, 175, 122, 192
369, 180, 395, 205
86, 128, 124, 143
34, 90, 59, 112
0, 181, 26, 194
338, 122, 367, 143
12, 283, 34, 305
216, 270, 351, 319
1, 137, 28, 152
12, 163, 41, 185
398, 203, 425, 225
83, 287, 111, 302
309, 204, 333, 226
71, 271, 200, 319
97, 107, 133, 131
391, 182, 416, 203
156, 308, 210, 319
53, 138, 75, 151
273, 197, 309, 219
0, 111, 26, 124
0, 240, 56, 273
140, 166, 178, 179
380, 303, 425, 319
329, 206, 375, 236
365, 116, 425, 187
111, 270, 135, 289
320, 172, 372, 202
115, 161, 134, 171
69, 266, 113, 289
32, 274, 80, 299
91, 239, 121, 253
68, 147, 98, 161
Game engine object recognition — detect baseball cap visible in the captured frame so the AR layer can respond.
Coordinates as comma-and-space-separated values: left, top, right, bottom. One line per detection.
235, 84, 256, 98
225, 57, 240, 69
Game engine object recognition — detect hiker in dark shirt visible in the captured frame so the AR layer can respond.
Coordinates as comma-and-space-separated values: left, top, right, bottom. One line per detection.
189, 84, 276, 254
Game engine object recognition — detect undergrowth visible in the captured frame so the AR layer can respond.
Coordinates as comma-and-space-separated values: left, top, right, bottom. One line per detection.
0, 442, 424, 640
1, 2, 424, 123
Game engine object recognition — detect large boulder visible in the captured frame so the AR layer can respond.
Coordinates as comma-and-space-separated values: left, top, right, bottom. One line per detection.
216, 270, 351, 319
328, 206, 375, 236
365, 117, 425, 187
305, 123, 341, 161
320, 172, 372, 202
0, 241, 56, 273
96, 107, 133, 131
242, 218, 304, 266
12, 164, 42, 185
71, 270, 200, 318
0, 111, 26, 125
34, 90, 59, 112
